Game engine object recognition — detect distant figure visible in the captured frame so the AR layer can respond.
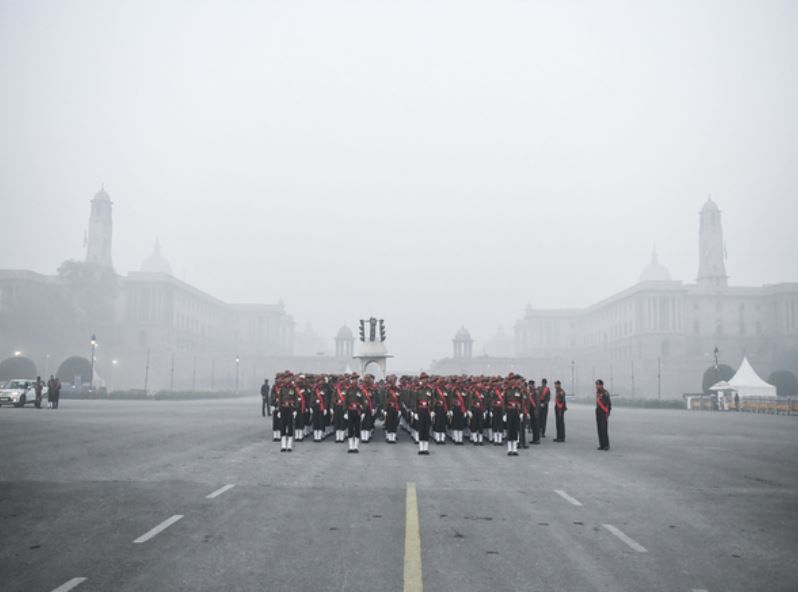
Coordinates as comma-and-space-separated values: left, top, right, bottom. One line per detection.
734, 392, 740, 411
553, 380, 567, 442
33, 376, 44, 409
538, 378, 551, 438
260, 379, 270, 417
53, 377, 61, 409
47, 375, 56, 409
595, 379, 611, 451
527, 380, 540, 445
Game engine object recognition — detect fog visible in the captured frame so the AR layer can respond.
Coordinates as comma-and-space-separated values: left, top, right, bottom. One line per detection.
1, 0, 797, 370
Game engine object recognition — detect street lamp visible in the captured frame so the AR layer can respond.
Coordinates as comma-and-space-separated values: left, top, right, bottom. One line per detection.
235, 355, 240, 393
570, 360, 575, 396
713, 346, 720, 381
90, 334, 97, 390
14, 351, 21, 357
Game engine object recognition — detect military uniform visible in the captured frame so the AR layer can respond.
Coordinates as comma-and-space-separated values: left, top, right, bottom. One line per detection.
527, 381, 541, 444
595, 381, 612, 450
382, 380, 401, 443
504, 383, 524, 455
466, 385, 486, 445
345, 384, 365, 453
278, 383, 299, 452
359, 382, 376, 443
554, 382, 567, 442
448, 386, 467, 445
432, 385, 448, 444
270, 382, 281, 441
490, 386, 505, 445
332, 380, 348, 442
538, 380, 551, 438
310, 384, 327, 442
415, 386, 433, 455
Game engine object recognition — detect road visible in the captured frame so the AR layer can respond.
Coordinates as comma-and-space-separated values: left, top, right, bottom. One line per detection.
1, 398, 796, 592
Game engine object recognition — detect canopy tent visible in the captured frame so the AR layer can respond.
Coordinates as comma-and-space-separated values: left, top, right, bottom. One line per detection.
727, 357, 777, 399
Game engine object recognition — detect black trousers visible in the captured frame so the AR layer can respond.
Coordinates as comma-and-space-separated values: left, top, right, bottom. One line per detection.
279, 406, 295, 436
539, 403, 549, 437
333, 406, 347, 430
596, 408, 609, 448
506, 408, 521, 441
433, 405, 446, 433
385, 407, 399, 433
469, 408, 484, 433
519, 414, 527, 446
347, 410, 362, 438
555, 408, 566, 441
451, 407, 465, 430
529, 407, 540, 442
491, 408, 504, 432
417, 408, 431, 441
312, 405, 325, 430
362, 408, 374, 430
261, 397, 268, 417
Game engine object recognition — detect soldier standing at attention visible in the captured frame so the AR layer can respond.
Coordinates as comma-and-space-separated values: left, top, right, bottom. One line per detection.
490, 382, 505, 446
539, 378, 551, 438
332, 376, 348, 443
345, 377, 365, 453
432, 381, 448, 444
504, 378, 524, 456
270, 376, 282, 442
553, 380, 567, 442
278, 379, 299, 452
527, 379, 541, 445
261, 378, 270, 417
595, 379, 612, 451
310, 378, 327, 442
414, 380, 433, 455
466, 382, 486, 446
382, 375, 402, 443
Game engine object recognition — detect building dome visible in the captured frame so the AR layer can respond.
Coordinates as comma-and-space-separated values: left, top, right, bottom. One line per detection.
140, 238, 173, 275
93, 184, 111, 202
701, 195, 720, 212
639, 247, 672, 282
336, 324, 354, 339
454, 326, 472, 341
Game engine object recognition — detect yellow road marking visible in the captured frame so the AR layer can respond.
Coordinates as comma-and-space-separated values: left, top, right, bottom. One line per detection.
404, 482, 423, 592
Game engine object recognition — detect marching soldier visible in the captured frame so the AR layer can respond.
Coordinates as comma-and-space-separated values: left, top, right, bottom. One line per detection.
504, 378, 524, 456
294, 377, 307, 442
527, 379, 541, 445
467, 382, 486, 445
595, 379, 612, 450
539, 378, 551, 438
382, 375, 402, 443
553, 380, 567, 442
359, 376, 376, 443
331, 376, 348, 443
270, 378, 282, 442
432, 382, 448, 444
278, 379, 299, 452
345, 377, 365, 453
448, 381, 467, 445
490, 382, 505, 446
310, 379, 327, 442
414, 380, 433, 455
519, 380, 529, 449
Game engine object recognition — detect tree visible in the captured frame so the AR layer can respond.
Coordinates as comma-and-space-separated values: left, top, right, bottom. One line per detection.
767, 370, 798, 398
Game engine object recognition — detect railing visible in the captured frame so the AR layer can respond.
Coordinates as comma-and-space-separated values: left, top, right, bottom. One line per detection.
684, 394, 798, 415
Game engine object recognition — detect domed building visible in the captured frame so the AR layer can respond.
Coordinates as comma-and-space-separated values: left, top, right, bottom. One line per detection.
639, 247, 672, 283
335, 324, 355, 359
453, 326, 473, 359
140, 238, 173, 275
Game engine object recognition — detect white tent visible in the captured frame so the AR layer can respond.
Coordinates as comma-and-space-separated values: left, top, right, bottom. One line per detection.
727, 357, 777, 399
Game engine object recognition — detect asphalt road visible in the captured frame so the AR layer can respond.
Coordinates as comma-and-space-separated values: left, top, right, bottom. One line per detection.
1, 398, 796, 592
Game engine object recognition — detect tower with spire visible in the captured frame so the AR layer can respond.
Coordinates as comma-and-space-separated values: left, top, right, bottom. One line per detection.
85, 184, 114, 269
697, 196, 728, 287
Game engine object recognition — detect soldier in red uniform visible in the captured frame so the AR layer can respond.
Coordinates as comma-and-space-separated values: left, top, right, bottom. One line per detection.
527, 379, 541, 445
310, 378, 327, 442
345, 376, 365, 453
538, 378, 551, 438
414, 379, 433, 455
490, 381, 505, 446
382, 375, 402, 443
504, 377, 524, 456
448, 380, 467, 445
432, 381, 448, 444
278, 379, 299, 452
467, 382, 486, 446
553, 380, 567, 442
332, 376, 348, 443
595, 379, 612, 450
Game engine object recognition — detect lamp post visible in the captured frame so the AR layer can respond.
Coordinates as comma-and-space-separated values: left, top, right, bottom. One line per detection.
111, 359, 118, 391
570, 360, 575, 396
90, 334, 97, 391
235, 355, 240, 393
14, 350, 21, 357
713, 346, 720, 411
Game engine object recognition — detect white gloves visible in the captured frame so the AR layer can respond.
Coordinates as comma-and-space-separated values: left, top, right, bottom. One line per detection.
502, 414, 507, 422
276, 411, 281, 418
344, 413, 348, 420
292, 411, 297, 418
413, 413, 419, 421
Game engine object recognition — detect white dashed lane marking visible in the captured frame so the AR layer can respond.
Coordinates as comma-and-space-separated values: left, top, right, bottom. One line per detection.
554, 489, 583, 506
602, 524, 648, 553
133, 515, 184, 544
50, 577, 87, 592
206, 484, 236, 499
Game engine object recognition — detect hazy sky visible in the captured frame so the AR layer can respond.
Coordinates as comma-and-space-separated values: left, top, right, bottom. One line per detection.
1, 0, 797, 369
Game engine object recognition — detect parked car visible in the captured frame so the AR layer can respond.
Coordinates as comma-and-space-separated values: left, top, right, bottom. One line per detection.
0, 379, 47, 408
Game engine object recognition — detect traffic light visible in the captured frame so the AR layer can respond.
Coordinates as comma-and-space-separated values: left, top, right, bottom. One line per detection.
379, 319, 386, 342
359, 320, 365, 342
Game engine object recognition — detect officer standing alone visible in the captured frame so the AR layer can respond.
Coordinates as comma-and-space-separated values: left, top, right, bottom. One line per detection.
595, 379, 612, 451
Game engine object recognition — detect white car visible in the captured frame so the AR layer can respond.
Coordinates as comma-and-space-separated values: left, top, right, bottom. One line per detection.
0, 379, 47, 408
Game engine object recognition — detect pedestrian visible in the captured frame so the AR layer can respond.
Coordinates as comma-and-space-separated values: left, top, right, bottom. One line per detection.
33, 376, 44, 409
47, 375, 56, 409
553, 380, 567, 442
260, 378, 270, 417
595, 379, 611, 451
